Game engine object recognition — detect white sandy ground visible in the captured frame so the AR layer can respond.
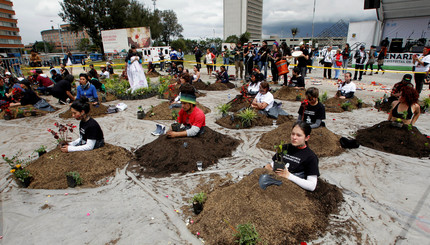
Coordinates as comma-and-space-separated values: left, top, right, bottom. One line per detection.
0, 65, 429, 244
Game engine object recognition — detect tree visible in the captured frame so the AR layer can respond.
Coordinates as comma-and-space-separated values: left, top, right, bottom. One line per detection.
225, 35, 239, 44
60, 0, 130, 56
77, 38, 90, 52
33, 41, 54, 53
170, 38, 186, 52
125, 1, 162, 40
291, 28, 299, 40
159, 10, 184, 45
239, 32, 251, 45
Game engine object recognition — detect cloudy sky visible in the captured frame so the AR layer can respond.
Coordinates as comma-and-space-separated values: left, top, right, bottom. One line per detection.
14, 0, 377, 45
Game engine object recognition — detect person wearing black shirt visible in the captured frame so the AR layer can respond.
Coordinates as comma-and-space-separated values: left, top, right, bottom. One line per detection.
297, 44, 309, 77
265, 122, 320, 191
298, 87, 326, 128
244, 42, 255, 78
51, 75, 75, 104
9, 79, 41, 106
61, 97, 104, 153
194, 47, 202, 69
288, 67, 305, 88
50, 69, 62, 83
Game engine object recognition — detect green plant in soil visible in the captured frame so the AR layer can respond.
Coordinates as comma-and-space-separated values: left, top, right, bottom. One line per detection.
357, 98, 363, 104
407, 124, 412, 131
341, 101, 352, 110
395, 118, 402, 123
17, 108, 24, 115
273, 141, 287, 162
2, 151, 32, 183
217, 103, 232, 115
137, 106, 143, 112
296, 95, 302, 100
319, 91, 328, 103
237, 108, 257, 127
234, 223, 261, 245
66, 171, 82, 185
423, 98, 430, 109
191, 192, 207, 204
171, 110, 179, 120
34, 145, 47, 153
157, 78, 169, 96
206, 81, 211, 86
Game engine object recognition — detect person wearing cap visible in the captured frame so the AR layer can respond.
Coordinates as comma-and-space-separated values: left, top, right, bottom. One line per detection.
51, 74, 75, 104
353, 45, 367, 81
388, 86, 420, 126
412, 46, 430, 94
99, 65, 110, 79
125, 45, 147, 91
336, 72, 356, 99
391, 74, 414, 99
166, 83, 205, 138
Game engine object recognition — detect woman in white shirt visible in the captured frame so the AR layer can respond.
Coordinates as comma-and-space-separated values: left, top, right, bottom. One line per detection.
251, 81, 274, 113
192, 65, 201, 83
247, 72, 262, 95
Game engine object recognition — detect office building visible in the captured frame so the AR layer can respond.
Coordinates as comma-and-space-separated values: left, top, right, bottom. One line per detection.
223, 0, 263, 40
41, 24, 90, 52
0, 0, 24, 55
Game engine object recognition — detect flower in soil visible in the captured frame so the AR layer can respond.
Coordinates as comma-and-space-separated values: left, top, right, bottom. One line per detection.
2, 151, 32, 182
48, 122, 76, 144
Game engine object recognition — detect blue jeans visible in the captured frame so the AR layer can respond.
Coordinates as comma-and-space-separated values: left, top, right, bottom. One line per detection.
334, 63, 341, 79
223, 57, 229, 71
342, 59, 348, 73
260, 61, 267, 78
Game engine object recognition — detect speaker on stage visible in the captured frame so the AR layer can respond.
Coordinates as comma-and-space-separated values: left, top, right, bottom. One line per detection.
364, 0, 380, 9
390, 38, 403, 53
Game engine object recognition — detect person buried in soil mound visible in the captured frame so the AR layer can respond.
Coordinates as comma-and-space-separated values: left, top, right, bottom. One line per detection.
247, 71, 263, 96
9, 79, 55, 112
166, 84, 205, 138
51, 74, 75, 104
76, 73, 98, 105
286, 67, 305, 88
61, 97, 105, 153
264, 122, 320, 191
251, 81, 274, 113
170, 73, 193, 109
298, 87, 326, 128
215, 65, 229, 83
335, 72, 356, 99
390, 74, 414, 101
387, 86, 421, 126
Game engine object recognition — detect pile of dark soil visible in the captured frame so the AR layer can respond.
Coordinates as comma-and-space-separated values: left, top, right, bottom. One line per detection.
59, 103, 109, 119
193, 80, 236, 91
324, 96, 369, 113
1, 105, 56, 120
257, 121, 344, 158
143, 102, 211, 120
356, 121, 430, 158
226, 94, 254, 112
146, 70, 161, 78
26, 144, 132, 189
188, 168, 343, 245
128, 127, 240, 177
273, 86, 306, 101
216, 111, 293, 129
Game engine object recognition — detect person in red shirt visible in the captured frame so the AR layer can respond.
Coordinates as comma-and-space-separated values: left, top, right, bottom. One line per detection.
36, 73, 54, 94
167, 84, 205, 138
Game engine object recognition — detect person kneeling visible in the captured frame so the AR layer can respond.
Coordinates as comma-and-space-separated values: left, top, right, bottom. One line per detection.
264, 122, 319, 191
61, 97, 105, 152
298, 87, 326, 128
251, 81, 274, 113
166, 84, 205, 138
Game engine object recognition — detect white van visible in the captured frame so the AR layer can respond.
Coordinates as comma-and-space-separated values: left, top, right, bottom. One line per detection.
140, 46, 171, 65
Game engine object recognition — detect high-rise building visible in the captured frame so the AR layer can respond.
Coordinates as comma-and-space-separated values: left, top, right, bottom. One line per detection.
0, 0, 24, 55
41, 24, 91, 52
223, 0, 263, 40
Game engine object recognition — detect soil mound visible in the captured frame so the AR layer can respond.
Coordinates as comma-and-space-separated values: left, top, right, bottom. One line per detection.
146, 70, 161, 78
128, 127, 241, 177
356, 121, 430, 158
97, 92, 117, 102
143, 102, 211, 121
188, 168, 343, 245
1, 105, 57, 120
59, 103, 109, 119
375, 100, 391, 113
226, 94, 254, 112
257, 121, 344, 158
26, 144, 132, 189
324, 96, 369, 113
193, 80, 236, 91
273, 86, 306, 101
216, 112, 293, 129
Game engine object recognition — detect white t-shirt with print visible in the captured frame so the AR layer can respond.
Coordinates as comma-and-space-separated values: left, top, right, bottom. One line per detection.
255, 92, 274, 111
248, 82, 261, 94
339, 81, 356, 93
414, 54, 430, 73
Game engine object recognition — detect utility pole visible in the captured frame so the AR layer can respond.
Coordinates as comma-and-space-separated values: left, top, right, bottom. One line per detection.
152, 0, 156, 11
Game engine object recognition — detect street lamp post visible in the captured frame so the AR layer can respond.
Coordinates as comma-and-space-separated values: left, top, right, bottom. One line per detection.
51, 20, 65, 56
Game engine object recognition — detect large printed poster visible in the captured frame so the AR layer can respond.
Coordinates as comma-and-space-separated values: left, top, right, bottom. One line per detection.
102, 27, 151, 53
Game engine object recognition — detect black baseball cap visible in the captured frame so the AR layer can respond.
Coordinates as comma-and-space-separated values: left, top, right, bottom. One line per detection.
402, 74, 412, 82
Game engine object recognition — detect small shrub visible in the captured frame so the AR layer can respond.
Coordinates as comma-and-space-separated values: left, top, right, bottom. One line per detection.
34, 145, 47, 153
237, 108, 257, 127
66, 171, 82, 185
217, 103, 232, 115
234, 223, 260, 245
192, 192, 207, 204
319, 91, 328, 103
341, 101, 352, 111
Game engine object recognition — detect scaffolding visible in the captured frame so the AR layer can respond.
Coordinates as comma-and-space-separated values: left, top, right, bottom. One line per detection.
316, 19, 349, 48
